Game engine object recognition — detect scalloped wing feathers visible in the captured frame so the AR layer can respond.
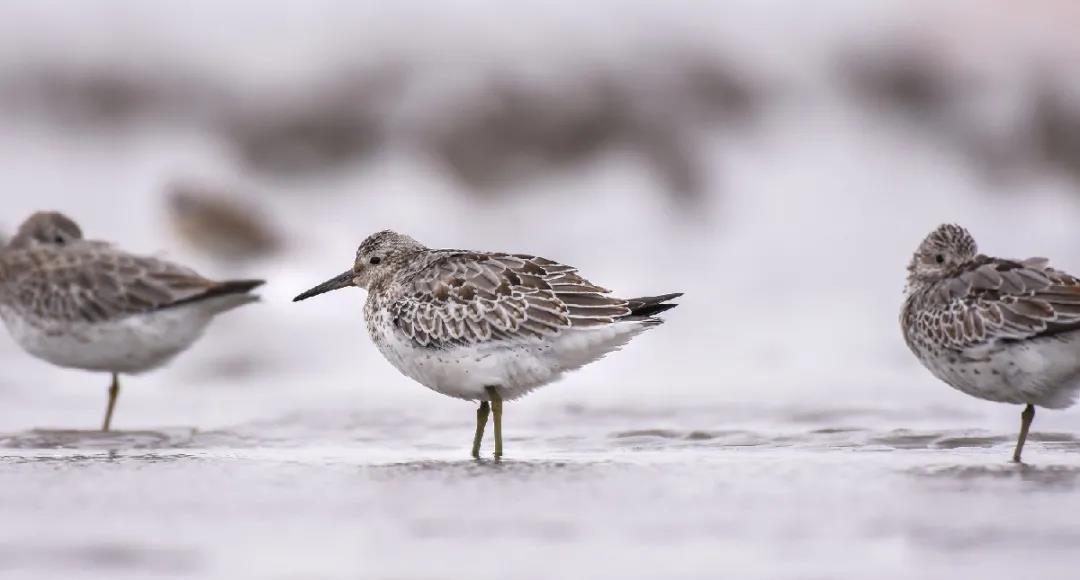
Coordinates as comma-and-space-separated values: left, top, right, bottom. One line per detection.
906, 255, 1080, 349
387, 252, 641, 349
0, 242, 260, 324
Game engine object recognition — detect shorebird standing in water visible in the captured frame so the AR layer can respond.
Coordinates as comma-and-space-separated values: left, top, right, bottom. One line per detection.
294, 231, 682, 459
0, 212, 264, 431
902, 224, 1080, 462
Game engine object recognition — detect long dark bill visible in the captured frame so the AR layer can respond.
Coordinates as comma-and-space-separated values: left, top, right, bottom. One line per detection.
293, 270, 356, 302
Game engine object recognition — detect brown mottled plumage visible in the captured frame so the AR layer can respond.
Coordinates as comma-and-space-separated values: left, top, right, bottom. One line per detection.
385, 251, 647, 348
2, 212, 262, 326
901, 223, 1080, 462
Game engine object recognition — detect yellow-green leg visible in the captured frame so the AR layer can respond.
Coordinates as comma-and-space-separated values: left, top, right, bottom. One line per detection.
485, 386, 503, 459
102, 373, 120, 432
1012, 404, 1035, 463
472, 401, 490, 459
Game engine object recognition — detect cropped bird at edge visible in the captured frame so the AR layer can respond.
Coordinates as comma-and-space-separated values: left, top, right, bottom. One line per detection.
902, 224, 1080, 462
293, 231, 682, 459
0, 212, 264, 431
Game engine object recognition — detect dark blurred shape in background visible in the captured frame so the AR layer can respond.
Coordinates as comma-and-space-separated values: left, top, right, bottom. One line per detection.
5, 12, 1079, 213
0, 65, 221, 128
413, 57, 756, 205
1034, 81, 1080, 185
843, 35, 1080, 190
166, 181, 282, 264
221, 66, 405, 178
844, 43, 967, 121
0, 51, 758, 209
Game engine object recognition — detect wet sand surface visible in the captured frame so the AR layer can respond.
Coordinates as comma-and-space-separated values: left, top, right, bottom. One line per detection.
2, 410, 1078, 580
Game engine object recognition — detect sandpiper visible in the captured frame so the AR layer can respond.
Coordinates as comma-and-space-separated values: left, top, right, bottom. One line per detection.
0, 212, 264, 431
902, 224, 1080, 462
294, 231, 682, 459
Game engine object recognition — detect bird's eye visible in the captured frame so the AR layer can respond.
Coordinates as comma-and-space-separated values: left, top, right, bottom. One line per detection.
53, 235, 65, 245
369, 256, 382, 265
934, 254, 945, 264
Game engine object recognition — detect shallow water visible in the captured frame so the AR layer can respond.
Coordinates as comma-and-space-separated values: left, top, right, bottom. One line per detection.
2, 408, 1079, 580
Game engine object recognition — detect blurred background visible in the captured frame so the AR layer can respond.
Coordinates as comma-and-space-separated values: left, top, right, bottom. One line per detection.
3, 0, 1080, 424
3, 1, 1080, 579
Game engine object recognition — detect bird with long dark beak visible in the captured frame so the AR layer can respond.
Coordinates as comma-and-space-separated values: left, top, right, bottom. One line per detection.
293, 230, 682, 459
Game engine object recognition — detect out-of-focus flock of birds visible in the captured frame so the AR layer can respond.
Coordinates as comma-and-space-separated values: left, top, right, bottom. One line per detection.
0, 14, 1079, 266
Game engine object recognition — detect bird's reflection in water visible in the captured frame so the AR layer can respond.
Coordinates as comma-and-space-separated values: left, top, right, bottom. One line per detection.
909, 463, 1080, 490
0, 428, 197, 450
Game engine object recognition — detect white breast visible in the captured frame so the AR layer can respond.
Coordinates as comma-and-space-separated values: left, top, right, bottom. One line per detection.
0, 303, 218, 375
370, 319, 655, 401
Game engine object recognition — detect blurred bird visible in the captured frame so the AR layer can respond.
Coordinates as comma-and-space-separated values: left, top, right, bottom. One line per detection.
0, 212, 264, 430
902, 224, 1080, 462
294, 231, 681, 459
167, 182, 282, 264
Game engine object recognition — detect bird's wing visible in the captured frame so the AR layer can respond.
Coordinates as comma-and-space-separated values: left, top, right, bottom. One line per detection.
1, 243, 245, 323
388, 252, 632, 348
923, 256, 1080, 348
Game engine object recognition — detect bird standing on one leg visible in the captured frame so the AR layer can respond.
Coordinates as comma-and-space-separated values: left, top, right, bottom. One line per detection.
293, 230, 682, 459
0, 212, 264, 431
901, 224, 1080, 462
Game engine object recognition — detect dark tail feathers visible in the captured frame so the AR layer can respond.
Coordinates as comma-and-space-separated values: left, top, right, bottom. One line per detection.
171, 279, 265, 308
626, 292, 683, 318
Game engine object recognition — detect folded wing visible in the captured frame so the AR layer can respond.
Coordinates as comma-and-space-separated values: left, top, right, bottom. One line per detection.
925, 256, 1080, 348
2, 244, 262, 323
388, 252, 640, 349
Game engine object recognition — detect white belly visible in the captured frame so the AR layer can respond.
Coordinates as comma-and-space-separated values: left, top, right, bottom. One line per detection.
922, 336, 1080, 410
371, 321, 654, 401
0, 304, 215, 375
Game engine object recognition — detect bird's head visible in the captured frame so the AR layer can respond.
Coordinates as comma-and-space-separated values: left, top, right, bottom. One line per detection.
293, 230, 425, 301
